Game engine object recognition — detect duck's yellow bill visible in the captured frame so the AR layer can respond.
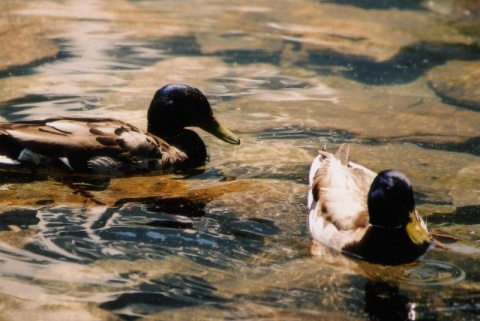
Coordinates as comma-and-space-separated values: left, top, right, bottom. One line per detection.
201, 117, 241, 145
406, 211, 431, 245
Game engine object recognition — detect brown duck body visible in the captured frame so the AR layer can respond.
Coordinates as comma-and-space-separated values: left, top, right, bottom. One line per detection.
308, 144, 431, 265
0, 117, 186, 175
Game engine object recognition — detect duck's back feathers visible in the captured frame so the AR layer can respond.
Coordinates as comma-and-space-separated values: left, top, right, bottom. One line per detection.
0, 118, 186, 175
334, 143, 349, 166
310, 144, 375, 229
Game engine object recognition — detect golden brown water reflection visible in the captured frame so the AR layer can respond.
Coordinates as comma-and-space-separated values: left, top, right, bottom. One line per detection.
0, 0, 480, 320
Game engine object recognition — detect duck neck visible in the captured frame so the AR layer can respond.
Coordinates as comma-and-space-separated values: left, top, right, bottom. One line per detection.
147, 118, 183, 139
163, 129, 208, 168
343, 227, 428, 265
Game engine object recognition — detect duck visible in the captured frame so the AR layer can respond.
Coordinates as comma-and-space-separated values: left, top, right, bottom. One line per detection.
0, 84, 241, 176
307, 143, 431, 265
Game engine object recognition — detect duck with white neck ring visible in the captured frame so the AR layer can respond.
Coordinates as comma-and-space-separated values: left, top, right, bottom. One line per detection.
307, 143, 431, 265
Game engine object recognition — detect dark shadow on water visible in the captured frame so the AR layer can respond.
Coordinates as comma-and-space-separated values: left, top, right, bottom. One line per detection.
100, 274, 227, 320
0, 208, 39, 231
416, 136, 480, 157
114, 196, 207, 218
218, 49, 282, 65
0, 171, 49, 184
148, 35, 202, 56
414, 190, 454, 208
304, 42, 480, 85
364, 280, 437, 321
0, 55, 56, 79
426, 205, 480, 226
427, 81, 480, 112
321, 0, 425, 10
365, 280, 410, 321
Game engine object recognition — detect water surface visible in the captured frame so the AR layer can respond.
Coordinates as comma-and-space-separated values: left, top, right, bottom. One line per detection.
0, 0, 480, 320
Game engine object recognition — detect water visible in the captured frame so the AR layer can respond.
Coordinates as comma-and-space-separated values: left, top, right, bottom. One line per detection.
0, 0, 480, 320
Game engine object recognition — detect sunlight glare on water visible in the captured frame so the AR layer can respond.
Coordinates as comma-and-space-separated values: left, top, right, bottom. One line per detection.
0, 0, 479, 320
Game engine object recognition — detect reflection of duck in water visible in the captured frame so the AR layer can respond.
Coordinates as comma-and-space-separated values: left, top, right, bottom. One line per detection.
308, 144, 431, 265
4, 178, 278, 266
364, 279, 413, 321
0, 84, 240, 176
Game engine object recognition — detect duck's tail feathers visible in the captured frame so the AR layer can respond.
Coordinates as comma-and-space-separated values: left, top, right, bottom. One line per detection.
308, 144, 335, 208
335, 143, 350, 166
311, 143, 350, 187
309, 154, 323, 186
308, 149, 325, 209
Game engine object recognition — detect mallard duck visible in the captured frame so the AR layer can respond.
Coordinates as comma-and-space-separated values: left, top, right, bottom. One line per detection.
307, 144, 431, 265
0, 84, 240, 176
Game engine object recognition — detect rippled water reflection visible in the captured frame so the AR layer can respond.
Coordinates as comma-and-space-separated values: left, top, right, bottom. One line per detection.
26, 200, 281, 268
0, 0, 480, 320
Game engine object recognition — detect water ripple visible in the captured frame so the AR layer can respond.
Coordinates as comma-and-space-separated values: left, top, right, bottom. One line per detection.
25, 200, 280, 269
402, 260, 466, 286
362, 259, 466, 287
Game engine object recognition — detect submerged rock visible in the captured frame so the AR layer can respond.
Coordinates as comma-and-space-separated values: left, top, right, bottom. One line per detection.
427, 60, 480, 111
0, 2, 58, 73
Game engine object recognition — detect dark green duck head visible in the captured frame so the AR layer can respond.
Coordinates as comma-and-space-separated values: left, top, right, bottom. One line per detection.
147, 84, 240, 168
368, 170, 417, 229
361, 170, 431, 264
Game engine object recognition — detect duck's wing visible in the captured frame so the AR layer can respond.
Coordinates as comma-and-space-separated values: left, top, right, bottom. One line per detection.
1, 118, 153, 156
0, 118, 186, 173
308, 144, 376, 251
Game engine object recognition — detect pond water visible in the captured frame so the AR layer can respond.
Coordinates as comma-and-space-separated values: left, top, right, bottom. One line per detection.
1, 0, 480, 320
